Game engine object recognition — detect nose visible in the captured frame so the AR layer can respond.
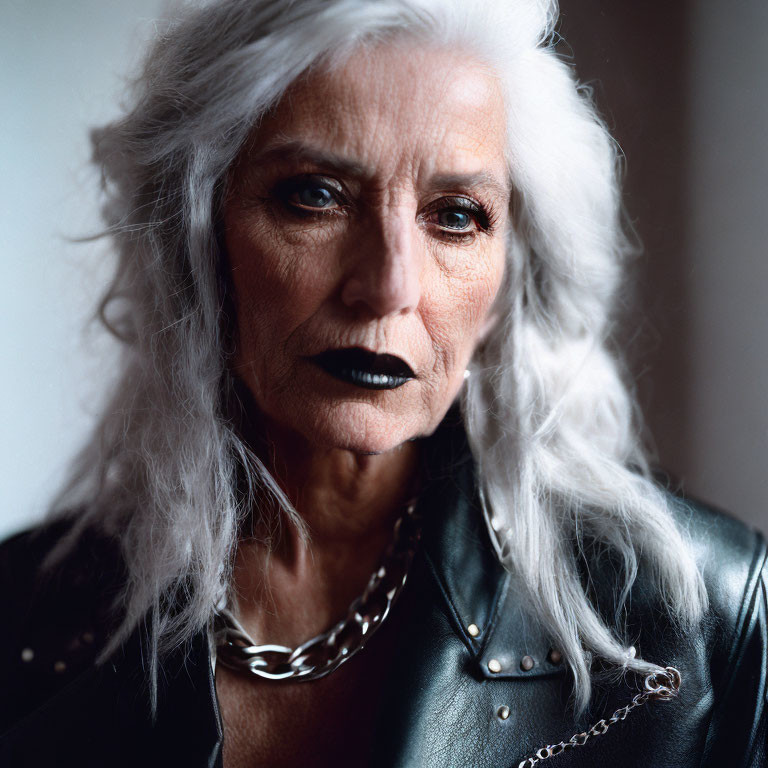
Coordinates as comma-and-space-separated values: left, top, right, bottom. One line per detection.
340, 209, 421, 318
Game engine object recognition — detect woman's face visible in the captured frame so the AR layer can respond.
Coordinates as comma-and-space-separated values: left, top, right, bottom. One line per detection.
224, 44, 510, 454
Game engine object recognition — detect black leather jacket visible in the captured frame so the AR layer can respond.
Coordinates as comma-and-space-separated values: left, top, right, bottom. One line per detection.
1, 429, 766, 767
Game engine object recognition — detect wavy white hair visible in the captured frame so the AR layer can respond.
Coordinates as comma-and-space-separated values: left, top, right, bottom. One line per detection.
49, 0, 707, 713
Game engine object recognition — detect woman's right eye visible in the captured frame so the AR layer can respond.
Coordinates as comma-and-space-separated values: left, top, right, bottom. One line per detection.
278, 176, 343, 212
293, 184, 336, 209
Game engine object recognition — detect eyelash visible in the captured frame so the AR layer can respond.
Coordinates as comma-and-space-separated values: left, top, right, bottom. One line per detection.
272, 175, 498, 241
421, 196, 496, 242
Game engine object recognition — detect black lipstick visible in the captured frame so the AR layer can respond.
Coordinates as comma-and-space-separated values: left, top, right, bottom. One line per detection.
311, 348, 415, 390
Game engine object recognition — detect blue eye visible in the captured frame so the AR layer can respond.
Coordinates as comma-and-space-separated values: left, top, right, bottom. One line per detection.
296, 184, 336, 209
277, 176, 344, 214
438, 210, 472, 230
425, 196, 492, 239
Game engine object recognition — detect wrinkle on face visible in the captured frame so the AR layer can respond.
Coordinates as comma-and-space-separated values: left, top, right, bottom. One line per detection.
224, 43, 510, 454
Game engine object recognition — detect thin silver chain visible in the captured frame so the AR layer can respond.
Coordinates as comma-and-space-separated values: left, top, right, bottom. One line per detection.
214, 499, 421, 681
517, 666, 682, 767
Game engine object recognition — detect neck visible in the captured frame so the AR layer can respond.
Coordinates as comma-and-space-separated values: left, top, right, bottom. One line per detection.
269, 420, 420, 544
231, 414, 421, 646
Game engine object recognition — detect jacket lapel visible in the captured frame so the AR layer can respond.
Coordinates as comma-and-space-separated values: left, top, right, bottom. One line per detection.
418, 414, 564, 680
370, 419, 568, 767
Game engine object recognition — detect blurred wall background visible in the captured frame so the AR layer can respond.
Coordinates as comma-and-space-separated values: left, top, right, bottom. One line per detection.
560, 0, 768, 533
1, 0, 166, 538
2, 1, 766, 540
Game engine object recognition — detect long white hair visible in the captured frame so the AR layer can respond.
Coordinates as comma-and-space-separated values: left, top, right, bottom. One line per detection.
49, 0, 707, 713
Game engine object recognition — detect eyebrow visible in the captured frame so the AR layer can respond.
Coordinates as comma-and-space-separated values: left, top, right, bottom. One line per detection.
247, 138, 511, 201
427, 172, 510, 201
247, 139, 372, 179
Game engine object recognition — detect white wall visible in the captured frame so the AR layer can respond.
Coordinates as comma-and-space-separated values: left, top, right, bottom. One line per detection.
686, 0, 768, 529
1, 1, 166, 539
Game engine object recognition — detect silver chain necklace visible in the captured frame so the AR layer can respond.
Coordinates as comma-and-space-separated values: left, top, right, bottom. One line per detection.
214, 499, 421, 681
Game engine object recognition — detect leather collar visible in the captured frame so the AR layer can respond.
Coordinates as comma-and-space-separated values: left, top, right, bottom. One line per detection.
417, 411, 565, 680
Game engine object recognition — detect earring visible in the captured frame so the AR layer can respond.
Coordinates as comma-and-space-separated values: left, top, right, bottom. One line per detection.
463, 369, 471, 380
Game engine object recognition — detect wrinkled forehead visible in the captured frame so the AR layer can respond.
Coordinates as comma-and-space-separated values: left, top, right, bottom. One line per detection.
247, 43, 509, 188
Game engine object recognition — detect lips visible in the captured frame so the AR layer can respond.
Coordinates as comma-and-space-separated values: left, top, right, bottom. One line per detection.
310, 347, 415, 390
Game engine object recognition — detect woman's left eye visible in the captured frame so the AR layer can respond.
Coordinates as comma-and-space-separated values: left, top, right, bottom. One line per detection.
436, 209, 472, 231
424, 197, 490, 238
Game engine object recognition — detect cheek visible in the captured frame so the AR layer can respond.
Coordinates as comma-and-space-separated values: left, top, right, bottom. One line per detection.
423, 243, 505, 367
225, 211, 339, 359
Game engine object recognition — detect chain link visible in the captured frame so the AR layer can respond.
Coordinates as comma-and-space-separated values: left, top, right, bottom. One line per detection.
516, 666, 681, 767
214, 499, 421, 682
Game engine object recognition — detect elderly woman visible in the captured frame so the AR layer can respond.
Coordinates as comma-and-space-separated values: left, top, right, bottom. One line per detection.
1, 0, 766, 766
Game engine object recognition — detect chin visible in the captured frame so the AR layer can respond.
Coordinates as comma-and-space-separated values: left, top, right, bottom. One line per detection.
296, 399, 426, 455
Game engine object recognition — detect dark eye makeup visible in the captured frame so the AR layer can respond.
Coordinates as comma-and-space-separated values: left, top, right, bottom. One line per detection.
271, 174, 497, 239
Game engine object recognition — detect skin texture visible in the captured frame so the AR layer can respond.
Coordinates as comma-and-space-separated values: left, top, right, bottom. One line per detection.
224, 45, 509, 458
218, 43, 510, 768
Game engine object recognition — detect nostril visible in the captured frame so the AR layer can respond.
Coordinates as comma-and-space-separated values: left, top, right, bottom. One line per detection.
340, 277, 365, 309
